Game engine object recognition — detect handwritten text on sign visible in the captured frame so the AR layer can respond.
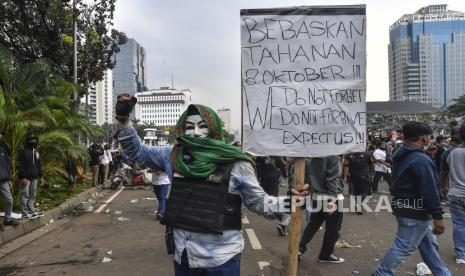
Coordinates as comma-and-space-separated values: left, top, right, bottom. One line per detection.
241, 8, 366, 157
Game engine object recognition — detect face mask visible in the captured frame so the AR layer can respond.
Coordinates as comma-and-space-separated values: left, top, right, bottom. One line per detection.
422, 136, 431, 151
185, 115, 209, 138
27, 140, 38, 148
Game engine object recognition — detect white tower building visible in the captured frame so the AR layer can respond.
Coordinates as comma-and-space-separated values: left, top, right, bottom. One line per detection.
135, 87, 192, 126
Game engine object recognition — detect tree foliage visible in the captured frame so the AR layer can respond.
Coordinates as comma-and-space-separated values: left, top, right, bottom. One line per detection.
446, 95, 465, 118
0, 0, 127, 87
367, 112, 450, 135
0, 47, 97, 191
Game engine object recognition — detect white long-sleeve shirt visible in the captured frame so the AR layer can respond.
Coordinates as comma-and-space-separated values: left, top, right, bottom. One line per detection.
100, 149, 113, 165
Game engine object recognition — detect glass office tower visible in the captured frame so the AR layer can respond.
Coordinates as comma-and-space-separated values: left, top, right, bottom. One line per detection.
112, 38, 148, 115
389, 4, 465, 108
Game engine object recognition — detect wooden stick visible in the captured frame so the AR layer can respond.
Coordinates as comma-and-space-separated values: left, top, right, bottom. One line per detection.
286, 157, 305, 276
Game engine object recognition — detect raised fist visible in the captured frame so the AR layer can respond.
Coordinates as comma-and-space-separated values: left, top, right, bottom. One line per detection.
115, 93, 137, 122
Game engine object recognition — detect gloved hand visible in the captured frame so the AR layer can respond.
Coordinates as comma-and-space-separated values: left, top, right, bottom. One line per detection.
115, 93, 137, 122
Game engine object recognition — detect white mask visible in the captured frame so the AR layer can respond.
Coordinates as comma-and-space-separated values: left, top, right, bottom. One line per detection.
422, 136, 431, 151
185, 115, 209, 138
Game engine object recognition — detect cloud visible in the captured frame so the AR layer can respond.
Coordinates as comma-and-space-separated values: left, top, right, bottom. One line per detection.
114, 0, 465, 129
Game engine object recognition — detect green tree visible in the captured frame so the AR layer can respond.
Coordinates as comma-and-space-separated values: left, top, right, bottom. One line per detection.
0, 48, 95, 195
446, 95, 465, 117
0, 0, 127, 87
223, 129, 235, 144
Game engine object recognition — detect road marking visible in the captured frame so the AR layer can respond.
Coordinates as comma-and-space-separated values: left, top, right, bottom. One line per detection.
258, 261, 270, 276
95, 186, 124, 213
258, 261, 270, 269
245, 228, 262, 250
242, 216, 250, 224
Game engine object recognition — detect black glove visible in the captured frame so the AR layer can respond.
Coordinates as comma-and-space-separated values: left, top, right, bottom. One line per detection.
115, 94, 137, 119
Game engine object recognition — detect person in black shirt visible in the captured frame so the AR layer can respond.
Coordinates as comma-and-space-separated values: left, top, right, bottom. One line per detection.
88, 143, 103, 187
434, 136, 447, 173
256, 156, 281, 197
343, 152, 372, 214
18, 134, 44, 219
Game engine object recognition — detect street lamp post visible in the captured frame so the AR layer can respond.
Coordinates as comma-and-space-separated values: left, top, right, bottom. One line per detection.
72, 0, 105, 114
73, 0, 78, 101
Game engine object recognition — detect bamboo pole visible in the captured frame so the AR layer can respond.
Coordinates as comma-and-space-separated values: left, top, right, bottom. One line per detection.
286, 157, 306, 276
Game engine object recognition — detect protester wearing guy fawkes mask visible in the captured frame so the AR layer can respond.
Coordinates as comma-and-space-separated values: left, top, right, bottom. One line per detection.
18, 134, 45, 219
113, 94, 308, 276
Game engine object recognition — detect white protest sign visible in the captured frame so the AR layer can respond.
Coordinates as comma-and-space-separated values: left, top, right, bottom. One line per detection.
241, 6, 366, 157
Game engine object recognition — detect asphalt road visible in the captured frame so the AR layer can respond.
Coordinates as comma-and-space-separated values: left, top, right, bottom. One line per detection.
0, 182, 464, 276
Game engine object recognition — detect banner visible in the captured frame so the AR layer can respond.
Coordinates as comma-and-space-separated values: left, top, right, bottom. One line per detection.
241, 5, 366, 157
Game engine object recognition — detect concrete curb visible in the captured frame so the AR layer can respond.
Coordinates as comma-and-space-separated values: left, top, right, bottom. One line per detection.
0, 187, 99, 245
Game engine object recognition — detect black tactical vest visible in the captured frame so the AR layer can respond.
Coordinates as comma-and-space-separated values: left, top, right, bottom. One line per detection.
161, 164, 242, 234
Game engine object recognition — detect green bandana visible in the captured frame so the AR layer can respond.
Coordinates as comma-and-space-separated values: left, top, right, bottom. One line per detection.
172, 104, 252, 178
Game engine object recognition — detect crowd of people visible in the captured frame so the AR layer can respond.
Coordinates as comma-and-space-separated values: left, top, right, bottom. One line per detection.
110, 94, 465, 275
1, 94, 464, 276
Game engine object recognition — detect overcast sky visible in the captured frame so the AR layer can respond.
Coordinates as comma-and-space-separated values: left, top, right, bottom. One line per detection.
114, 0, 465, 130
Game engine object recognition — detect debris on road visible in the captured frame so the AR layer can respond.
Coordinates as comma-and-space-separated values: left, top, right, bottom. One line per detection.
416, 262, 432, 275
107, 251, 112, 255
117, 216, 129, 222
144, 197, 156, 201
113, 210, 122, 215
101, 257, 112, 263
335, 240, 362, 248
129, 199, 138, 203
105, 209, 110, 213
84, 206, 95, 213
0, 212, 22, 219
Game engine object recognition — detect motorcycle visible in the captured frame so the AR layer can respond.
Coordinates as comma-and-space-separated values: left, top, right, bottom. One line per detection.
110, 163, 131, 190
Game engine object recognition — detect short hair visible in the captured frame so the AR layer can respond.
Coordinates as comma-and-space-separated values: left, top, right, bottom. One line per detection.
450, 135, 463, 145
402, 122, 433, 142
376, 141, 385, 148
460, 123, 465, 141
435, 135, 446, 143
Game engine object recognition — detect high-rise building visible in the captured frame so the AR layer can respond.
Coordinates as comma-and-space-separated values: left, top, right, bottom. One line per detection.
83, 69, 113, 125
97, 70, 113, 125
86, 84, 98, 125
112, 38, 148, 114
217, 108, 231, 133
134, 87, 192, 126
389, 4, 465, 108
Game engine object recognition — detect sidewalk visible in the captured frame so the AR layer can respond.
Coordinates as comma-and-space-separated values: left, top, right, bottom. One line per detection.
0, 187, 99, 245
